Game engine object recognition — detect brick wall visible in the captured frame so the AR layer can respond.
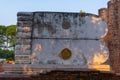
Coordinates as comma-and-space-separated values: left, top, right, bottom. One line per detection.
99, 0, 120, 73
15, 12, 33, 64
107, 1, 120, 73
0, 71, 119, 80
98, 8, 108, 23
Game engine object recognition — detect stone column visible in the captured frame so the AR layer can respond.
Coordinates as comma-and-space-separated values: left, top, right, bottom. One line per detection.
15, 12, 33, 64
107, 1, 120, 73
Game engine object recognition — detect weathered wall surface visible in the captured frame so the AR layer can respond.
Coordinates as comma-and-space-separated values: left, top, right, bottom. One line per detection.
33, 13, 107, 39
16, 12, 109, 67
16, 12, 33, 64
32, 39, 109, 65
32, 12, 109, 66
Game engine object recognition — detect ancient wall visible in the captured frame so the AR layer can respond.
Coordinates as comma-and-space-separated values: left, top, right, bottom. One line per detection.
32, 12, 109, 66
107, 0, 120, 73
15, 12, 109, 67
16, 12, 33, 64
99, 0, 120, 73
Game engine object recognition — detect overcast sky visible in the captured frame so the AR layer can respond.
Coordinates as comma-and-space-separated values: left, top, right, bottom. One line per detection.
0, 0, 109, 26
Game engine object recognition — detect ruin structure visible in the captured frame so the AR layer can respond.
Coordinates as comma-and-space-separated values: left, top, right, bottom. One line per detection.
99, 0, 120, 73
4, 0, 120, 75
3, 12, 110, 74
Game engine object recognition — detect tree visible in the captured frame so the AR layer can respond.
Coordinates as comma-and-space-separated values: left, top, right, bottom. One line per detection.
0, 25, 16, 50
0, 25, 6, 49
6, 25, 16, 49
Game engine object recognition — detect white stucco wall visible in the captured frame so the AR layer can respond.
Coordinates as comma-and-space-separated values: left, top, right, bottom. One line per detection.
33, 13, 108, 39
32, 39, 109, 65
31, 12, 109, 66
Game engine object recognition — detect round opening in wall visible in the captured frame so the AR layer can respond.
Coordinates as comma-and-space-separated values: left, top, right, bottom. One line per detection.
62, 21, 71, 29
59, 48, 72, 60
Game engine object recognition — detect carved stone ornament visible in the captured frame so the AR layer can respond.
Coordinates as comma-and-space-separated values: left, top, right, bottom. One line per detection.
59, 48, 72, 60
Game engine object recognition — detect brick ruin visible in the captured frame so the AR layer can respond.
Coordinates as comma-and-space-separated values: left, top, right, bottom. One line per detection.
1, 1, 119, 80
3, 11, 111, 74
99, 0, 120, 73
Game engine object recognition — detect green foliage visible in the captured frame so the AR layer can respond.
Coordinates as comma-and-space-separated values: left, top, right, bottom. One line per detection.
6, 25, 16, 36
10, 36, 16, 46
0, 25, 6, 34
0, 25, 16, 59
0, 36, 5, 46
0, 25, 6, 47
6, 25, 16, 46
0, 25, 16, 49
0, 49, 14, 60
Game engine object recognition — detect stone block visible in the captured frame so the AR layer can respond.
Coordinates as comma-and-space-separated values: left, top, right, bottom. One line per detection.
16, 32, 31, 38
15, 55, 31, 59
16, 39, 31, 45
17, 12, 33, 16
15, 60, 31, 64
88, 65, 111, 71
17, 21, 33, 27
15, 55, 31, 64
15, 50, 31, 55
17, 16, 33, 21
15, 45, 31, 50
17, 27, 31, 32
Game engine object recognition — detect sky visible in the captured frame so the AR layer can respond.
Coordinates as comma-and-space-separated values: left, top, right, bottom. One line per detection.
0, 0, 109, 26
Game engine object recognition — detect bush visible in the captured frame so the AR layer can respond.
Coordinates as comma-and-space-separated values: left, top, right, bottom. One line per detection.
0, 49, 14, 60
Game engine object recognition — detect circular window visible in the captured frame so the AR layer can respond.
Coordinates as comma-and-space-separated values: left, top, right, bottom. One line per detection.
59, 48, 72, 60
62, 21, 71, 29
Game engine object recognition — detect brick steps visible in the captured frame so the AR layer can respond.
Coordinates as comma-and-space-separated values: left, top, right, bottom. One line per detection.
3, 64, 110, 74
